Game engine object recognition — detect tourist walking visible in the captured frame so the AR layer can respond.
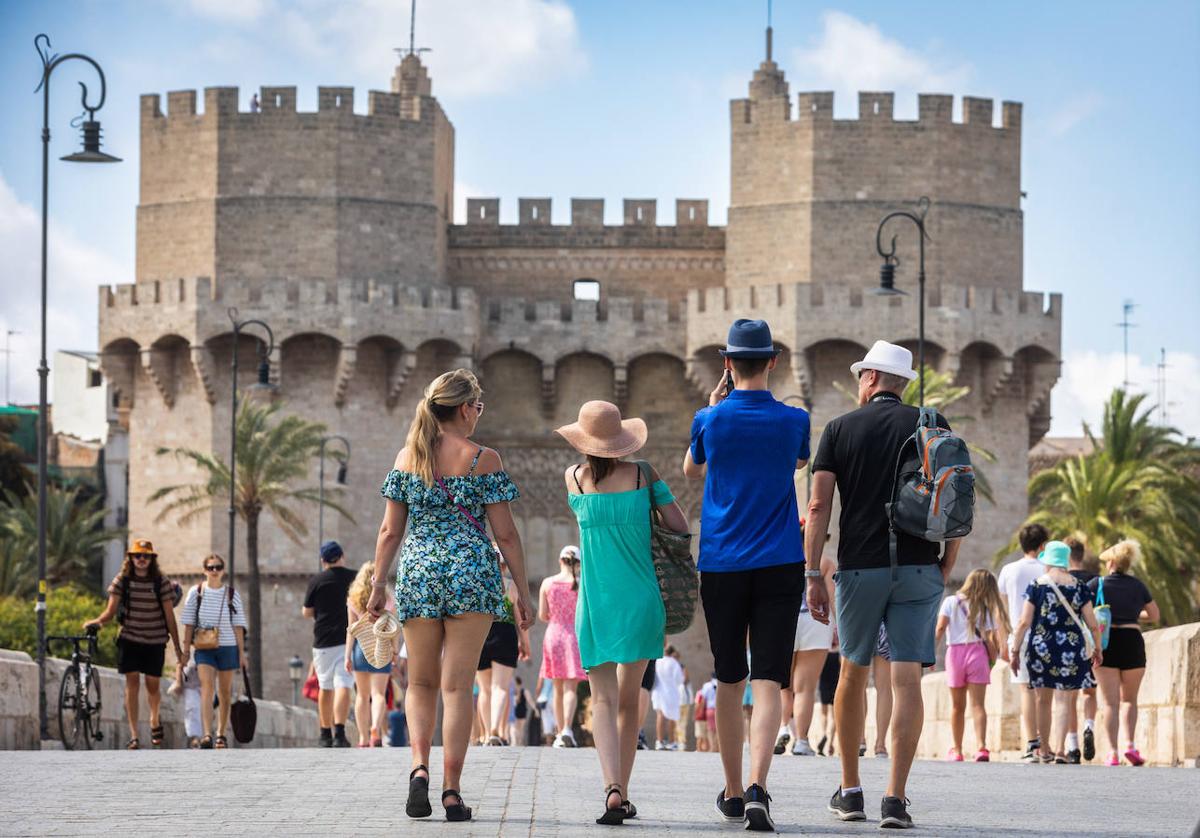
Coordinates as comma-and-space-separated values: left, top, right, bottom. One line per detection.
345, 561, 397, 747
935, 568, 1010, 762
789, 551, 836, 756
84, 538, 184, 749
1009, 541, 1102, 762
556, 399, 690, 824
368, 369, 534, 823
683, 319, 810, 832
476, 562, 530, 746
168, 659, 202, 748
998, 523, 1049, 762
510, 676, 535, 746
698, 674, 719, 752
180, 554, 248, 748
538, 545, 587, 748
805, 340, 961, 829
1065, 534, 1098, 761
652, 646, 686, 750
303, 540, 356, 748
816, 640, 839, 756
1089, 540, 1159, 766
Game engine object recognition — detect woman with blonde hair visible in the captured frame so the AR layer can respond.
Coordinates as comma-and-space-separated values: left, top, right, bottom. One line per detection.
935, 568, 1011, 761
1088, 540, 1159, 766
368, 369, 534, 823
345, 561, 397, 747
556, 399, 690, 824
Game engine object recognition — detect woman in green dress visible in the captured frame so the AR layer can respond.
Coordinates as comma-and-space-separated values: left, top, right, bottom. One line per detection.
556, 400, 690, 826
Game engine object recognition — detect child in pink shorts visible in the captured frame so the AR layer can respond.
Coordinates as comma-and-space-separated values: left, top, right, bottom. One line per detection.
936, 569, 1012, 762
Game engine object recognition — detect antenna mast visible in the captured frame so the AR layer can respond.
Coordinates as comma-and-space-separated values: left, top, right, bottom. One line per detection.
1116, 300, 1137, 390
766, 0, 773, 61
396, 0, 431, 59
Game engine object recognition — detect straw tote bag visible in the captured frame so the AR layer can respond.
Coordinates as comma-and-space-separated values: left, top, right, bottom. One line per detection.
349, 611, 401, 669
633, 461, 697, 634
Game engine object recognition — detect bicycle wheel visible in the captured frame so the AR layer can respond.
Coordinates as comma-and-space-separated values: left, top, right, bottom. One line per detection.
58, 665, 83, 750
81, 667, 102, 749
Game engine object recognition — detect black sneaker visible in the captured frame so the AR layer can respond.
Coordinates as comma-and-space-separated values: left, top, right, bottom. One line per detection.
1020, 741, 1040, 763
637, 731, 648, 751
715, 789, 745, 824
1083, 728, 1096, 761
828, 787, 866, 822
880, 796, 913, 829
1065, 749, 1081, 764
318, 729, 333, 748
773, 732, 790, 755
332, 732, 352, 748
744, 784, 774, 832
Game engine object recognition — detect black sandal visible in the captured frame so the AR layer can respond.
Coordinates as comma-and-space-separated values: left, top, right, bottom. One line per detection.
597, 784, 625, 826
199, 735, 213, 749
406, 766, 432, 818
150, 725, 164, 747
621, 800, 637, 819
214, 735, 228, 749
442, 789, 472, 822
126, 738, 139, 750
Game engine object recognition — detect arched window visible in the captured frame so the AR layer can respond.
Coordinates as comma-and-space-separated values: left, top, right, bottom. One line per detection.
573, 279, 600, 301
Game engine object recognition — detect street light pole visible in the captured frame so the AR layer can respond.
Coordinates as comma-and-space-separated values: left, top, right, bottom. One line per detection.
34, 33, 121, 741
3, 330, 18, 405
317, 435, 351, 570
874, 196, 931, 405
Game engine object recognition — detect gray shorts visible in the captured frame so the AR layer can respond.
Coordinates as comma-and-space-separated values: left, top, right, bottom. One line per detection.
835, 565, 943, 667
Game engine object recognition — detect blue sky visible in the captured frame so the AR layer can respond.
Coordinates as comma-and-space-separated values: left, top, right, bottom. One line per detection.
1, 0, 1197, 435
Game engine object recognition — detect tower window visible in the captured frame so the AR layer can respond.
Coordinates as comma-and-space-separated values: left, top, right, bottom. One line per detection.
573, 279, 600, 302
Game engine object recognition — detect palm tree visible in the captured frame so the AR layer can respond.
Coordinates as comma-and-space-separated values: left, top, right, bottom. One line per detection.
1007, 389, 1200, 624
0, 415, 32, 500
150, 399, 352, 694
0, 484, 124, 596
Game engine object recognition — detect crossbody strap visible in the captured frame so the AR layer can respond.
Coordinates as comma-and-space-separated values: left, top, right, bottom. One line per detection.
434, 474, 502, 561
1043, 576, 1093, 652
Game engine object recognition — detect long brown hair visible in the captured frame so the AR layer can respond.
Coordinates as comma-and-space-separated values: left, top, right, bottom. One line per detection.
586, 454, 618, 485
958, 568, 1011, 638
403, 369, 483, 486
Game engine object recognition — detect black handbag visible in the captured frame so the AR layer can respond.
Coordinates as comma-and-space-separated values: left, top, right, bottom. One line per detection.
230, 668, 257, 744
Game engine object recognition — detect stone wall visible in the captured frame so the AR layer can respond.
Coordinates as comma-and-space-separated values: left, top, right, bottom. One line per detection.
0, 650, 351, 750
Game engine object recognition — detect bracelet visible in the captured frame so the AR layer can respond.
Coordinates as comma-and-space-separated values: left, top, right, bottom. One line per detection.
804, 569, 823, 578
371, 579, 389, 589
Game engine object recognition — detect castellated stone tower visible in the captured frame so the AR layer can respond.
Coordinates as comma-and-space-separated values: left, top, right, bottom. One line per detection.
99, 53, 1060, 701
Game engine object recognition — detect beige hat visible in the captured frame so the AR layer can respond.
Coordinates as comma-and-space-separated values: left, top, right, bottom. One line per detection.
555, 401, 647, 458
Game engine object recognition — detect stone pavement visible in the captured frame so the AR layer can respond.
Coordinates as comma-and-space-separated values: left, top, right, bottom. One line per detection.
0, 746, 1195, 837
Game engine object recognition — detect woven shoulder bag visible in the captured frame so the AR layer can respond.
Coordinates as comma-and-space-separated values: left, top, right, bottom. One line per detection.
634, 461, 697, 635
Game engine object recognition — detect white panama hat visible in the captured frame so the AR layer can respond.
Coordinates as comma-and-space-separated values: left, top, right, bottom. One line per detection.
849, 340, 918, 381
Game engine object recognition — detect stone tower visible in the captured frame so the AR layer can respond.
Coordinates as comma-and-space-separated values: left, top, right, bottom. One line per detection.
99, 49, 1060, 701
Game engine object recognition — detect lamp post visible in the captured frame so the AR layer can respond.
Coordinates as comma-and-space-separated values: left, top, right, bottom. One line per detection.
34, 33, 121, 740
288, 654, 304, 705
226, 309, 275, 596
317, 435, 350, 569
873, 196, 931, 405
4, 330, 19, 405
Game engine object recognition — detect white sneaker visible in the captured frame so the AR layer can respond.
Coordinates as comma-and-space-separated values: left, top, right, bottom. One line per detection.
560, 730, 577, 748
655, 740, 667, 750
552, 735, 565, 748
667, 742, 680, 751
791, 739, 815, 756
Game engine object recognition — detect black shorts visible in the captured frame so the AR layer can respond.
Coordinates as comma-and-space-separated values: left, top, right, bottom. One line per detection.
641, 658, 658, 691
1100, 627, 1146, 671
117, 638, 166, 677
477, 622, 518, 670
700, 562, 804, 686
818, 651, 840, 705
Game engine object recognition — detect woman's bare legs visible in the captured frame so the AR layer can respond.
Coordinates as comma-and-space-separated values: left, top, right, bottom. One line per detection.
197, 665, 216, 737
216, 669, 234, 737
588, 664, 624, 809
369, 672, 390, 741
353, 670, 373, 745
617, 662, 648, 797
489, 662, 515, 739
790, 650, 826, 747
439, 614, 494, 792
949, 686, 967, 754
1034, 688, 1054, 756
873, 656, 892, 754
1119, 667, 1145, 749
967, 683, 988, 752
403, 619, 445, 780
475, 667, 492, 743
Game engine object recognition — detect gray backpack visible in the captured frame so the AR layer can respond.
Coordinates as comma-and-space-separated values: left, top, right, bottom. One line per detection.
886, 406, 974, 559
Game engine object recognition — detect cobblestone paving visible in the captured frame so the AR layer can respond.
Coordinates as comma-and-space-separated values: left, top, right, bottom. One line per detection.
0, 746, 1194, 837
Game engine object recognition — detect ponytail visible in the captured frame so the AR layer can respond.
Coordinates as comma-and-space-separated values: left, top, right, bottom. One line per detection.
570, 559, 578, 591
403, 369, 483, 486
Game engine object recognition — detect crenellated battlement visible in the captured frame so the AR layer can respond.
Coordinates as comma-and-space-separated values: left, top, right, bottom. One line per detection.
140, 84, 439, 125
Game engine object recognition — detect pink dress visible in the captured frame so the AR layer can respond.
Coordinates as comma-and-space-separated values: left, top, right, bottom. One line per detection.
540, 579, 586, 680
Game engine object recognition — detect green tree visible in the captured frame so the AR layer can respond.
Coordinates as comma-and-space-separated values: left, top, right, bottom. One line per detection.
0, 584, 120, 668
0, 484, 124, 597
0, 415, 32, 500
1006, 390, 1200, 625
149, 399, 352, 694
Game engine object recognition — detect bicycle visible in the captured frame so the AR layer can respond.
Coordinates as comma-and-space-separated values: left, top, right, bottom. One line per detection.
46, 626, 104, 750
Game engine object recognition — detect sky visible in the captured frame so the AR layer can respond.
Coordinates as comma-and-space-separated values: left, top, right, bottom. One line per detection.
0, 0, 1197, 437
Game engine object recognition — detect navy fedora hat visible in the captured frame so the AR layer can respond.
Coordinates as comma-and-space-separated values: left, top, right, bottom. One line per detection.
719, 319, 781, 359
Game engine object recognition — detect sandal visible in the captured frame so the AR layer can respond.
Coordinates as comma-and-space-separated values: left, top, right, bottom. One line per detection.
199, 735, 213, 749
596, 784, 625, 826
214, 735, 228, 749
621, 800, 637, 819
442, 789, 472, 823
150, 725, 165, 747
126, 738, 140, 750
406, 765, 432, 819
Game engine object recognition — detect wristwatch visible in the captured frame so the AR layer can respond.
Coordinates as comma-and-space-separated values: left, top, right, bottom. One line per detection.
804, 569, 823, 578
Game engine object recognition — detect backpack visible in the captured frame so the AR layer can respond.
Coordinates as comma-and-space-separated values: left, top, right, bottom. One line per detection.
117, 574, 166, 626
885, 406, 975, 560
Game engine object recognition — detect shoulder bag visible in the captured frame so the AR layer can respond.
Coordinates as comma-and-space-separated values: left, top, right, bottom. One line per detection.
230, 668, 257, 744
1093, 578, 1112, 650
1042, 575, 1096, 660
192, 583, 221, 651
633, 461, 697, 635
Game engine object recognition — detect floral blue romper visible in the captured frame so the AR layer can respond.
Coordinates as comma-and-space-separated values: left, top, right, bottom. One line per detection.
1023, 578, 1096, 690
380, 451, 520, 623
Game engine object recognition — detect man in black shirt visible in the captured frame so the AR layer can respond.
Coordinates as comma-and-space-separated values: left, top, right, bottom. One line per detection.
303, 540, 357, 747
805, 341, 962, 830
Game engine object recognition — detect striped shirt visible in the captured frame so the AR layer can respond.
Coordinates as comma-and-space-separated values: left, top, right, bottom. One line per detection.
181, 584, 247, 647
108, 574, 173, 646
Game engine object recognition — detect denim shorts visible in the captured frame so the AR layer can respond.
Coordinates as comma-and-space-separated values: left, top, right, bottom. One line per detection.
194, 644, 239, 672
835, 565, 944, 667
352, 640, 393, 674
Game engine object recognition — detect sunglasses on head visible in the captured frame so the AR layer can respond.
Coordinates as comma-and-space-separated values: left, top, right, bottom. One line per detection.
205, 564, 224, 572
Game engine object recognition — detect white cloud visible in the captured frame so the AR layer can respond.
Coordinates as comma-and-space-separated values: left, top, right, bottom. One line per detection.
792, 11, 974, 119
0, 171, 127, 406
1044, 91, 1104, 137
186, 0, 586, 100
1050, 349, 1200, 439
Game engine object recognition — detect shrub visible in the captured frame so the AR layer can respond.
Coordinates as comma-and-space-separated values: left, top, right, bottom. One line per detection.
0, 584, 119, 668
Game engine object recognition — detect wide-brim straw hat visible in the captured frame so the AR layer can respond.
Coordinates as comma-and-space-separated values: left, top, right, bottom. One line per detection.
555, 400, 647, 459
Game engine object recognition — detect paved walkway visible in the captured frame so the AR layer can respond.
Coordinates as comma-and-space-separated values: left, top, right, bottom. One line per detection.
0, 746, 1194, 836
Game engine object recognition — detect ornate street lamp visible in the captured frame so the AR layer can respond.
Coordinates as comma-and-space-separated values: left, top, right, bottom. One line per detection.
34, 33, 121, 740
288, 654, 305, 705
317, 435, 351, 570
873, 196, 931, 405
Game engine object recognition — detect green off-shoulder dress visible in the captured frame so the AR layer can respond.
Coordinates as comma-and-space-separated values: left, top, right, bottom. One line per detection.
567, 480, 673, 669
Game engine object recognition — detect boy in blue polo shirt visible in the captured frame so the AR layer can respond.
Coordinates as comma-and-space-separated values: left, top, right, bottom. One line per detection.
683, 318, 810, 833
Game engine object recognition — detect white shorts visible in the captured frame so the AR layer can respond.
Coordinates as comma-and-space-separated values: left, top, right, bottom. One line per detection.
794, 609, 834, 652
313, 644, 354, 691
1009, 636, 1030, 685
